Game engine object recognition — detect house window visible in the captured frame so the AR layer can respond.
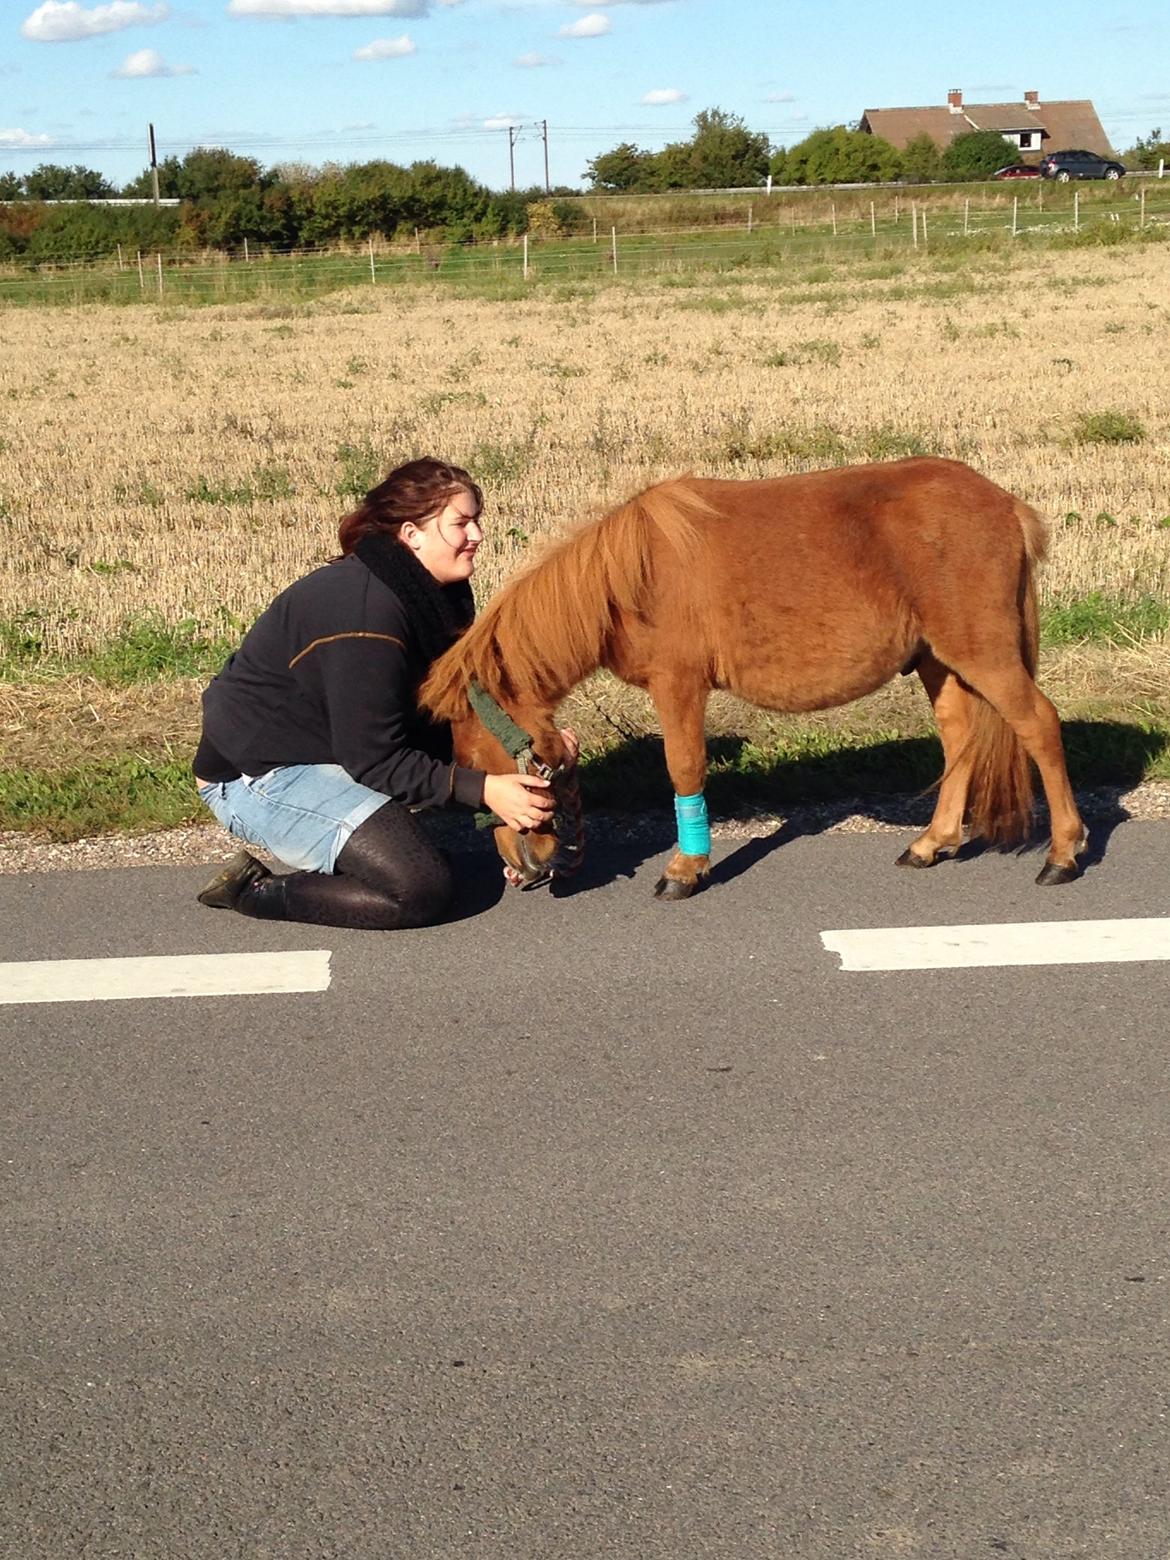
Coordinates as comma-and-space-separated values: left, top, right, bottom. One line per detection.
1018, 130, 1037, 150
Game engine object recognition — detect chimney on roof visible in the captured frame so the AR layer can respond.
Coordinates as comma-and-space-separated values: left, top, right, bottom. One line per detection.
947, 88, 963, 112
1024, 89, 1040, 108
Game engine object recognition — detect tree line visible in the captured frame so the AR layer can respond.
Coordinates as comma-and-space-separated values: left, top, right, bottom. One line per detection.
585, 111, 1170, 190
2, 111, 1167, 264
0, 147, 584, 262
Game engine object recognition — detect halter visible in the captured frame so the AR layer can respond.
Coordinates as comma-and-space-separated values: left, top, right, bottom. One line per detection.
467, 679, 585, 888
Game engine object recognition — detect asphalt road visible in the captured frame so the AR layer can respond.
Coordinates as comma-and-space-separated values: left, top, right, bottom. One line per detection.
3, 818, 1169, 1559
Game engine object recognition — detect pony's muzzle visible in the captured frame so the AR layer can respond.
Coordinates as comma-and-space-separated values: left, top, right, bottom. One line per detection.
495, 824, 558, 890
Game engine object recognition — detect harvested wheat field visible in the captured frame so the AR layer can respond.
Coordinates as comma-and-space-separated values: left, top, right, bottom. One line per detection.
2, 238, 1169, 830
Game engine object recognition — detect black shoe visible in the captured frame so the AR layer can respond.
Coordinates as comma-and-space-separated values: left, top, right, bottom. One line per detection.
197, 849, 272, 910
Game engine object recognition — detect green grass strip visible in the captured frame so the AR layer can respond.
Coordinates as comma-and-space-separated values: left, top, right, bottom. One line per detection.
0, 756, 203, 841
4, 713, 1170, 842
0, 613, 236, 683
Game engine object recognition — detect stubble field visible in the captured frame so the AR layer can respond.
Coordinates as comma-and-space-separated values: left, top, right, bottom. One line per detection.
2, 236, 1169, 834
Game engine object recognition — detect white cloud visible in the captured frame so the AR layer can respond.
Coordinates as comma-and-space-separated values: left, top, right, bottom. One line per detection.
558, 12, 609, 36
21, 1, 168, 42
483, 113, 520, 129
354, 31, 415, 55
228, 0, 426, 16
515, 50, 557, 67
112, 46, 194, 75
0, 127, 55, 147
641, 87, 685, 105
764, 90, 795, 104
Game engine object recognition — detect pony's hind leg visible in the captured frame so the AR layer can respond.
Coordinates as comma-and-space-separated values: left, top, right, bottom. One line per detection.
649, 675, 711, 901
898, 654, 977, 869
964, 664, 1087, 884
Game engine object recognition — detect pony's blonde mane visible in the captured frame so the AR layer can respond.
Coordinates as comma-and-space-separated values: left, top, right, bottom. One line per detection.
420, 478, 712, 719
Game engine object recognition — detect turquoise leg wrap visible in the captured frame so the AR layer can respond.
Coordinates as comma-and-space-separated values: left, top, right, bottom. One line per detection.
675, 791, 710, 857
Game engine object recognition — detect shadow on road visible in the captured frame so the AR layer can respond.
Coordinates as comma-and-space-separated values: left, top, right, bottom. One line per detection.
443, 719, 1166, 909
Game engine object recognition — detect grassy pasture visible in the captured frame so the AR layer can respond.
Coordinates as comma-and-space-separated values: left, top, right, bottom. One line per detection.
2, 234, 1169, 837
1, 178, 1166, 310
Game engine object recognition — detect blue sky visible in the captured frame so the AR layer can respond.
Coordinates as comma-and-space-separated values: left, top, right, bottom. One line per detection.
3, 0, 1169, 191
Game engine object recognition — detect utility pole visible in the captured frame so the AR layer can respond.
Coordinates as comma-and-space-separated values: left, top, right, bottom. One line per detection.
148, 122, 159, 206
508, 125, 516, 192
542, 119, 550, 195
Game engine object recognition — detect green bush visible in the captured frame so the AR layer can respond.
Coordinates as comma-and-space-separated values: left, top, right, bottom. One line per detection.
941, 130, 1020, 179
1072, 410, 1146, 445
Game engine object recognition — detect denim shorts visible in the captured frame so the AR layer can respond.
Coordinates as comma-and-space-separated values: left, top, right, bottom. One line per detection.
196, 764, 390, 873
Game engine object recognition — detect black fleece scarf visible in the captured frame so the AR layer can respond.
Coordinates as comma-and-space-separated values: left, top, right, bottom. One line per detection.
353, 531, 475, 665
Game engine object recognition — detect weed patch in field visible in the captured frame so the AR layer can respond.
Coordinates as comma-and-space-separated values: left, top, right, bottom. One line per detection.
1071, 410, 1146, 445
1041, 593, 1170, 646
675, 293, 752, 314
859, 425, 932, 460
333, 437, 386, 497
186, 464, 296, 505
718, 420, 847, 466
466, 439, 532, 485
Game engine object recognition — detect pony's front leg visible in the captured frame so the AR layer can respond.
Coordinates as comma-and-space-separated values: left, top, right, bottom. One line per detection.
650, 677, 711, 901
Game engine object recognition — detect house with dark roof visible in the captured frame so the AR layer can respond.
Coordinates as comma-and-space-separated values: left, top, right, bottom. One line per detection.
858, 89, 1115, 161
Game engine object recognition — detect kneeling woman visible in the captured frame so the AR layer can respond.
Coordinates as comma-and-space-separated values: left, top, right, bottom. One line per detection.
194, 457, 558, 929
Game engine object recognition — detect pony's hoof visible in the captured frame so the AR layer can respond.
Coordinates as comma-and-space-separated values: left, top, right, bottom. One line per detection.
655, 875, 696, 901
1035, 859, 1081, 887
895, 847, 933, 869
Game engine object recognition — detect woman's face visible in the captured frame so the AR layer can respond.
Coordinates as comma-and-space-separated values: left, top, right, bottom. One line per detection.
404, 490, 483, 584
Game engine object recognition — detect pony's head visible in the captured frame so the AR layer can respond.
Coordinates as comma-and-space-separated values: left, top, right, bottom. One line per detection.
460, 691, 583, 888
419, 501, 657, 888
422, 646, 585, 890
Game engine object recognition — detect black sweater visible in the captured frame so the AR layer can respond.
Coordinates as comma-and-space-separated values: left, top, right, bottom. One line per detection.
193, 554, 485, 810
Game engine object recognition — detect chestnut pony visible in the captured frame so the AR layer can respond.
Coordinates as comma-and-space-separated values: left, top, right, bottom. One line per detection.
420, 458, 1087, 898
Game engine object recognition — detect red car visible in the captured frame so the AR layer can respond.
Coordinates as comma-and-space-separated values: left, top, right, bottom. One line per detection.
992, 163, 1042, 180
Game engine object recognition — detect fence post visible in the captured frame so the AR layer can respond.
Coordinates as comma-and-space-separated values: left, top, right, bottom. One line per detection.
611, 225, 618, 274
1140, 188, 1147, 227
368, 234, 376, 283
922, 207, 928, 248
911, 201, 918, 249
116, 243, 124, 271
870, 201, 876, 238
592, 216, 597, 243
1074, 190, 1080, 231
964, 197, 970, 236
895, 194, 900, 222
523, 233, 529, 280
243, 236, 249, 263
747, 203, 753, 233
1012, 194, 1018, 237
136, 250, 144, 292
1159, 158, 1165, 179
156, 253, 163, 295
831, 201, 837, 237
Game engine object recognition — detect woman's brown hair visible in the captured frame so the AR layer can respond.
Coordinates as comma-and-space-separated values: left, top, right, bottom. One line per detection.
337, 457, 483, 555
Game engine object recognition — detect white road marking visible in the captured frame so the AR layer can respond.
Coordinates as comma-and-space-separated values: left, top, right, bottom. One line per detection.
822, 918, 1170, 972
0, 950, 333, 1005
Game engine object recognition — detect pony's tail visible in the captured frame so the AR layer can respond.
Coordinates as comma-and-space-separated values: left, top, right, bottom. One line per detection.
966, 500, 1045, 847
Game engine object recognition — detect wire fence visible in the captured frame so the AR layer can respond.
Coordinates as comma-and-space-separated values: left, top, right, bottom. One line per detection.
2, 183, 1167, 306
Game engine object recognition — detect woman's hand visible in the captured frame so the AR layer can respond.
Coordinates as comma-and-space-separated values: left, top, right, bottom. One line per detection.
483, 771, 555, 832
